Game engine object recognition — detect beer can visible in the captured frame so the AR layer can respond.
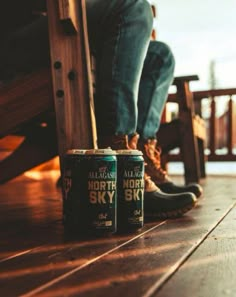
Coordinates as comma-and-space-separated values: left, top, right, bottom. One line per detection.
116, 150, 144, 231
85, 148, 117, 234
62, 149, 87, 230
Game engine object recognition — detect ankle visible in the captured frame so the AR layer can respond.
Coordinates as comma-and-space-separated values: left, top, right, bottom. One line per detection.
128, 133, 139, 149
98, 134, 129, 150
144, 173, 159, 192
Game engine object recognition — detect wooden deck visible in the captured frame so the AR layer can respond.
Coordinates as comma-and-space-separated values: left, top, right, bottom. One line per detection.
0, 170, 236, 297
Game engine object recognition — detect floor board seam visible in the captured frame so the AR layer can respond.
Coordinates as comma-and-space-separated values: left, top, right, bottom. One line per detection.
20, 221, 167, 297
141, 202, 236, 297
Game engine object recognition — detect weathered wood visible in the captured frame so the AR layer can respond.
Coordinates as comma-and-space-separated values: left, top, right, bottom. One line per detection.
156, 204, 236, 297
210, 97, 216, 155
227, 96, 233, 154
0, 0, 98, 183
0, 69, 53, 137
0, 135, 23, 151
168, 87, 236, 162
179, 112, 201, 183
0, 126, 57, 184
174, 78, 202, 183
0, 171, 165, 296
169, 87, 236, 103
197, 137, 206, 178
158, 75, 206, 184
0, 68, 57, 183
0, 175, 236, 296
47, 0, 97, 170
193, 87, 236, 100
58, 0, 79, 33
36, 177, 234, 297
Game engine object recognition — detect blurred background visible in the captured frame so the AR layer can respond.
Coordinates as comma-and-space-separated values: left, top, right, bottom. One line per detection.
151, 0, 236, 175
156, 0, 236, 90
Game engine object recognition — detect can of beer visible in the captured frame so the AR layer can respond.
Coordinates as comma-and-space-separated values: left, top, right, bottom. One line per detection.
85, 148, 117, 234
116, 150, 144, 231
62, 149, 87, 230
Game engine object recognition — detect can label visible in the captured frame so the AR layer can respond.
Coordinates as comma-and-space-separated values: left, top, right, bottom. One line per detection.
117, 150, 144, 230
86, 149, 117, 233
62, 150, 87, 229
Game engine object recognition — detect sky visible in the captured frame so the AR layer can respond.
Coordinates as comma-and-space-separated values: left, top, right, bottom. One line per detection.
154, 0, 236, 91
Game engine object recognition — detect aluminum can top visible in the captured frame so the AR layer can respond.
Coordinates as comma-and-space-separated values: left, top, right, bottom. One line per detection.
85, 148, 116, 155
116, 149, 143, 156
66, 149, 87, 155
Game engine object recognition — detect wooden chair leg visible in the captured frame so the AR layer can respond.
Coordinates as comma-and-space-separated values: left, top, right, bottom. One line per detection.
156, 119, 181, 154
47, 0, 97, 175
0, 127, 58, 184
180, 113, 201, 184
198, 138, 206, 178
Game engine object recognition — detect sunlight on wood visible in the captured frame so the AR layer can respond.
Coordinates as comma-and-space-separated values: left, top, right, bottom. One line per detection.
23, 170, 60, 181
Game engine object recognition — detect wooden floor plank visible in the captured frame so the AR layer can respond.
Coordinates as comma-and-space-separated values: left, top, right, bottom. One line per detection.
0, 172, 62, 259
154, 203, 236, 297
0, 222, 167, 296
18, 176, 236, 297
0, 173, 235, 297
0, 172, 165, 296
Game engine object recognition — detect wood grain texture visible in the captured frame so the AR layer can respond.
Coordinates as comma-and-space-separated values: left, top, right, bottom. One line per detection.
58, 0, 79, 33
0, 128, 58, 184
156, 204, 236, 297
47, 0, 97, 166
0, 69, 53, 137
34, 176, 236, 297
1, 174, 235, 296
0, 171, 163, 296
157, 75, 206, 184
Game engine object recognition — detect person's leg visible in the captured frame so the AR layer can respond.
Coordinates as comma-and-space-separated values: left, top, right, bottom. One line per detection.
87, 2, 197, 218
135, 40, 202, 197
86, 0, 153, 140
137, 40, 175, 139
0, 1, 197, 218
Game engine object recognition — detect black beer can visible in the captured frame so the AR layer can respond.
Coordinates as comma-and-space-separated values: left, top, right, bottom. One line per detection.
116, 150, 144, 231
62, 149, 87, 230
85, 148, 117, 234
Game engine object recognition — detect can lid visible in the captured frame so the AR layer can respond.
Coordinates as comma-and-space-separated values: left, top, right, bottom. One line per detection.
66, 149, 87, 155
85, 148, 117, 155
116, 149, 143, 156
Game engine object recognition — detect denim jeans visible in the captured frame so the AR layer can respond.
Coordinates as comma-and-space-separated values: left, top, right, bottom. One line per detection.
87, 0, 175, 139
137, 40, 175, 139
0, 0, 175, 140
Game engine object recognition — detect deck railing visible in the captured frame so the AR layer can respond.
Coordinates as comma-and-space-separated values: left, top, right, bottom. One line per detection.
167, 87, 236, 162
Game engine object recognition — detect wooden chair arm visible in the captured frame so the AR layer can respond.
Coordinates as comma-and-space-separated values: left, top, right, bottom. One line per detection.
168, 75, 199, 111
173, 75, 199, 85
0, 69, 53, 137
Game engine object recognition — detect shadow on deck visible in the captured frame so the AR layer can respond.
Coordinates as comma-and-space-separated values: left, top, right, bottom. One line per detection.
0, 171, 235, 297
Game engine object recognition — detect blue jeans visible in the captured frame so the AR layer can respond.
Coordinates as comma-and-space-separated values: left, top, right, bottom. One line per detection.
87, 0, 175, 140
0, 0, 175, 140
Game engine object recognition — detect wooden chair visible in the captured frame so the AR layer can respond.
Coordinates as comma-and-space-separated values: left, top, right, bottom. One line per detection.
149, 2, 207, 184
0, 0, 206, 186
157, 75, 207, 184
0, 0, 97, 184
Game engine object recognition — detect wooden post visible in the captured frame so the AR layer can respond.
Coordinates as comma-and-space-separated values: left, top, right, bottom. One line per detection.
46, 0, 97, 170
227, 96, 233, 155
175, 79, 201, 183
210, 97, 216, 156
